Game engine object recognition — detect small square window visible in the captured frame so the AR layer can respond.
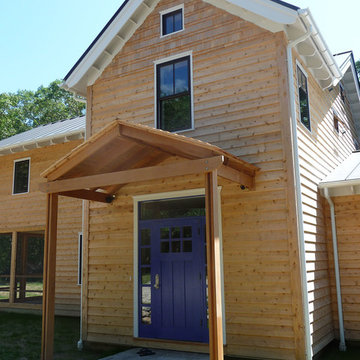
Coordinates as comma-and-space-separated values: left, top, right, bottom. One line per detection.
13, 159, 30, 194
161, 7, 183, 36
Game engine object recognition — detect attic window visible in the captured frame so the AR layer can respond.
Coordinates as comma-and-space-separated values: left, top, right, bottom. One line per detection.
160, 5, 184, 37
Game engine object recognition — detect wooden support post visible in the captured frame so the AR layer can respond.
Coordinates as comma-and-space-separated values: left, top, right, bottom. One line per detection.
205, 170, 224, 360
41, 193, 58, 360
19, 234, 28, 301
9, 232, 17, 303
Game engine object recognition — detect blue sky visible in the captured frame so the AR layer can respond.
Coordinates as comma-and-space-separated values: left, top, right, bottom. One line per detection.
0, 0, 359, 93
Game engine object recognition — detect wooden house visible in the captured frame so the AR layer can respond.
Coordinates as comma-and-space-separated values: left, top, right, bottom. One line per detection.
39, 1, 360, 359
0, 116, 85, 316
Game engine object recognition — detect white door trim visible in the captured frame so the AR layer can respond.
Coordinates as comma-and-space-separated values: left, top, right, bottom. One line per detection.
132, 188, 226, 344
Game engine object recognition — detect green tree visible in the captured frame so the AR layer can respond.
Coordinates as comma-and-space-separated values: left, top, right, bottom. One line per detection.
0, 80, 85, 140
356, 60, 360, 80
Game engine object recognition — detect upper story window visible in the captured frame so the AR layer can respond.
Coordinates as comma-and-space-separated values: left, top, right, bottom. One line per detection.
160, 5, 184, 37
297, 65, 311, 131
339, 83, 345, 103
13, 158, 30, 194
156, 54, 192, 132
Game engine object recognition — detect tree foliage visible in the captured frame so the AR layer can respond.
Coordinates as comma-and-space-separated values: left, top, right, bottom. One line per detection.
356, 60, 360, 80
0, 80, 85, 140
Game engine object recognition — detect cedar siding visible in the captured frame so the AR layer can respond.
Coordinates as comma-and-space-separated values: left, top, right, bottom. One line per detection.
0, 141, 83, 316
325, 195, 360, 341
85, 0, 305, 358
292, 51, 359, 354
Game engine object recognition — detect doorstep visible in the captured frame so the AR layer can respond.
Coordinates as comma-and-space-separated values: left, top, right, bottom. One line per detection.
100, 348, 209, 360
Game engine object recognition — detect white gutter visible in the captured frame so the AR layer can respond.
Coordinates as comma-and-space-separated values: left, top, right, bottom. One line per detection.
323, 188, 346, 351
286, 25, 312, 360
297, 8, 342, 87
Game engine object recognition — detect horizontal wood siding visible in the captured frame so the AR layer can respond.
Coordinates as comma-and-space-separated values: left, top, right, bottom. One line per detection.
325, 195, 360, 341
0, 141, 83, 316
87, 1, 305, 358
292, 52, 359, 355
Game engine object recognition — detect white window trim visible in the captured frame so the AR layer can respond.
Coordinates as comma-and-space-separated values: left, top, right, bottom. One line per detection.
153, 51, 194, 133
160, 4, 185, 38
12, 157, 31, 195
77, 232, 83, 286
295, 60, 312, 134
132, 188, 226, 344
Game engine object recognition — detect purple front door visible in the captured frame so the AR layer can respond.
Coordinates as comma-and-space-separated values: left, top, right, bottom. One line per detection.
138, 216, 208, 343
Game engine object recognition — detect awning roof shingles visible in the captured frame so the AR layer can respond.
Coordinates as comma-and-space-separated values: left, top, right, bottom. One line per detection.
40, 121, 258, 200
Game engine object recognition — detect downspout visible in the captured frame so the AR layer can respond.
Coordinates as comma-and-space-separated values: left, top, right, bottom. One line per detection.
286, 25, 313, 360
77, 204, 85, 351
323, 188, 346, 351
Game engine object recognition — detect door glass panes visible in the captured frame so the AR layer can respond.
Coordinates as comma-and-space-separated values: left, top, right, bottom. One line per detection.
142, 306, 151, 325
141, 267, 151, 285
139, 228, 152, 325
171, 227, 180, 238
140, 196, 205, 220
142, 287, 151, 305
141, 229, 151, 246
183, 226, 192, 238
141, 248, 151, 265
172, 241, 181, 253
161, 242, 170, 253
160, 227, 170, 239
183, 240, 192, 252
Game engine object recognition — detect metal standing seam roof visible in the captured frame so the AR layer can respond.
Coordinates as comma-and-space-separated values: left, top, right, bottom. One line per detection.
0, 116, 86, 155
319, 151, 360, 187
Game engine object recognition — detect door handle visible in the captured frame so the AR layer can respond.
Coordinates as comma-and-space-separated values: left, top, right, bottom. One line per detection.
154, 274, 160, 290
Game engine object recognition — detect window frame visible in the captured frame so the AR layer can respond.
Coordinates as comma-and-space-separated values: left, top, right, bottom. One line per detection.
12, 157, 31, 195
154, 51, 194, 133
160, 4, 184, 38
296, 61, 311, 132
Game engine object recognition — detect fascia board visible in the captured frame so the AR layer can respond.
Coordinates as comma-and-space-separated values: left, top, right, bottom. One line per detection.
64, 0, 144, 91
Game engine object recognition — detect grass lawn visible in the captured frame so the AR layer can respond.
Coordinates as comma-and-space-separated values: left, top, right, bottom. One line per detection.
0, 311, 122, 360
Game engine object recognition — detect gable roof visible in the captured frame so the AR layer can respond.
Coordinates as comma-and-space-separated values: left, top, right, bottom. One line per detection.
62, 0, 341, 97
0, 116, 85, 156
40, 120, 258, 202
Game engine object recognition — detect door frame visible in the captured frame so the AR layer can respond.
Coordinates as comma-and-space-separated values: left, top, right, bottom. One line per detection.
133, 188, 226, 343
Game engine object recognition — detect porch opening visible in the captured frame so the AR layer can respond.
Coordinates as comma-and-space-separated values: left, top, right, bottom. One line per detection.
0, 233, 12, 302
15, 232, 44, 304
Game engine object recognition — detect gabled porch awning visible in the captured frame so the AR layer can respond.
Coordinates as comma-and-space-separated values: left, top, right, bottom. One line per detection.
39, 120, 258, 360
40, 120, 258, 201
319, 151, 360, 197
